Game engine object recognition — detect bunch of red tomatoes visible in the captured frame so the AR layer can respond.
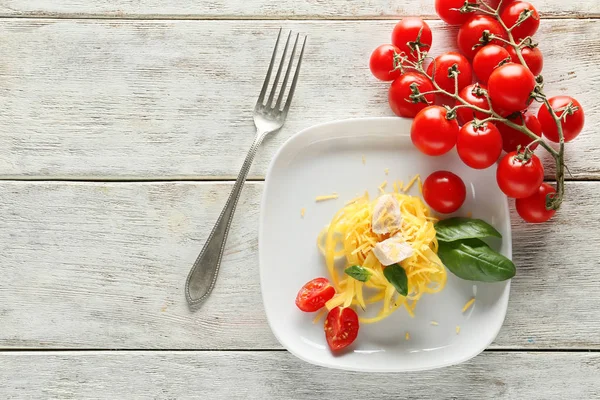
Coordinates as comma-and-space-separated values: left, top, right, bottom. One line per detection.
369, 0, 585, 223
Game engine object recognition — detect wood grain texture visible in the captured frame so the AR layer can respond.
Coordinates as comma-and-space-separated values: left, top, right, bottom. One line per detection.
1, 181, 599, 350
1, 351, 599, 399
0, 0, 598, 18
0, 19, 598, 179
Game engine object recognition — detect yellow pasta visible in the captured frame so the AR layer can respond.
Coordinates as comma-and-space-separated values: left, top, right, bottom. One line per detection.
318, 181, 447, 324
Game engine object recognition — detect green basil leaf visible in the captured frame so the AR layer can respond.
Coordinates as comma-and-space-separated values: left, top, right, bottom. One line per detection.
344, 265, 372, 282
383, 264, 408, 296
438, 238, 515, 282
435, 217, 502, 242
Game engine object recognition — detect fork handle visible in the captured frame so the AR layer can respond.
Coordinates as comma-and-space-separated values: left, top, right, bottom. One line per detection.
185, 129, 268, 306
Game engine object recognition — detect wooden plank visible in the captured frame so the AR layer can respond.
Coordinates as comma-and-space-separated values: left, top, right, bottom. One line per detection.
0, 0, 598, 18
0, 181, 598, 349
0, 19, 598, 179
1, 351, 599, 399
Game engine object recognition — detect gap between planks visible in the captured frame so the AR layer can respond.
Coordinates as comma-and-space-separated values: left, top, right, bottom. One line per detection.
0, 177, 598, 183
0, 14, 598, 21
0, 348, 599, 353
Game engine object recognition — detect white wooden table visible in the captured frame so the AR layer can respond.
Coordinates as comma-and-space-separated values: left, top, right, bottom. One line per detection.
1, 1, 599, 398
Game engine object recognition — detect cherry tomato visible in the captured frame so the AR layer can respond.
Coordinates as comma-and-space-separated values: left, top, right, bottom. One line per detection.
538, 96, 585, 143
496, 152, 544, 198
456, 83, 491, 124
324, 307, 359, 351
516, 183, 557, 223
392, 18, 433, 61
411, 106, 459, 156
369, 44, 401, 81
472, 44, 511, 84
501, 2, 540, 41
457, 15, 507, 60
389, 72, 435, 118
497, 112, 541, 153
435, 0, 477, 25
498, 0, 517, 12
426, 52, 473, 94
423, 171, 467, 214
457, 122, 503, 169
506, 45, 543, 76
488, 63, 535, 113
295, 277, 336, 312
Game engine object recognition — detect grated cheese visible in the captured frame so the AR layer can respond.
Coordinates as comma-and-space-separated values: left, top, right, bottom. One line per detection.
313, 308, 326, 324
405, 332, 410, 340
362, 155, 366, 165
300, 208, 306, 218
378, 180, 388, 193
462, 297, 476, 313
456, 325, 461, 334
315, 193, 339, 202
430, 321, 439, 326
384, 168, 389, 175
403, 174, 420, 193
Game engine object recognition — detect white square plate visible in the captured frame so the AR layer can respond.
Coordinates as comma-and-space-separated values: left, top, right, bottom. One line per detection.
259, 117, 511, 372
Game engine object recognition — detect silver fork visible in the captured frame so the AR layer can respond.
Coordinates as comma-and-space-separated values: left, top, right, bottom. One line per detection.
185, 29, 307, 306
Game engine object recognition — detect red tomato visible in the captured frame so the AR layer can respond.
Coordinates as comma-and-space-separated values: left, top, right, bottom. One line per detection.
457, 122, 503, 169
423, 171, 467, 214
391, 18, 433, 61
389, 72, 435, 118
426, 52, 473, 94
501, 2, 540, 41
369, 44, 401, 81
472, 44, 511, 84
538, 96, 585, 143
488, 63, 535, 113
435, 0, 477, 25
516, 183, 557, 223
457, 15, 507, 60
506, 45, 543, 76
496, 152, 544, 198
324, 307, 359, 351
411, 106, 459, 156
497, 112, 541, 153
295, 277, 336, 312
456, 83, 491, 124
498, 0, 517, 12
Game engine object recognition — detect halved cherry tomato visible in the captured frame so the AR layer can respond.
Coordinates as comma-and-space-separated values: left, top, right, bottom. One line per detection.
500, 1, 540, 41
426, 52, 473, 94
423, 170, 467, 214
391, 17, 433, 61
295, 277, 336, 312
538, 96, 585, 143
456, 83, 490, 124
324, 307, 359, 351
457, 15, 507, 59
457, 122, 503, 169
507, 45, 543, 76
411, 105, 459, 156
496, 152, 544, 198
497, 112, 541, 153
369, 44, 401, 81
516, 183, 557, 223
488, 63, 536, 113
473, 44, 511, 84
389, 72, 435, 118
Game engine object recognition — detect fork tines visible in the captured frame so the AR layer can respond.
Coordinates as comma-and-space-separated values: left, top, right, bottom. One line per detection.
256, 29, 307, 113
